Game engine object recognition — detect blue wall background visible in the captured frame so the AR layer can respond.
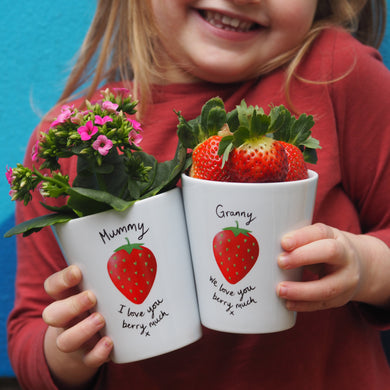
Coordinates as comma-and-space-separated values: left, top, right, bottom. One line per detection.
0, 1, 96, 376
0, 1, 389, 378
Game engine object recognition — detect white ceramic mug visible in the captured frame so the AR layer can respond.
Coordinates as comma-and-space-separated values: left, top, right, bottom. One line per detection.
181, 171, 318, 334
53, 188, 202, 363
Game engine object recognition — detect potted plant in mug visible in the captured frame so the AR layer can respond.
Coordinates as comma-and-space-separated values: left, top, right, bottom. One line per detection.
5, 88, 190, 237
176, 98, 320, 334
4, 88, 201, 363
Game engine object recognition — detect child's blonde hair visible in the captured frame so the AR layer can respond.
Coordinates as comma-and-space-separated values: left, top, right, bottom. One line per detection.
58, 0, 387, 117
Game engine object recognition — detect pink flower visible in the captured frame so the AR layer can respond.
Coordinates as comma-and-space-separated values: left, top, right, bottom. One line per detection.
128, 119, 143, 132
95, 115, 113, 125
92, 135, 113, 156
78, 121, 98, 141
50, 107, 73, 128
128, 130, 143, 147
5, 166, 13, 185
61, 104, 74, 111
70, 112, 85, 125
113, 87, 131, 98
102, 101, 119, 113
31, 140, 40, 162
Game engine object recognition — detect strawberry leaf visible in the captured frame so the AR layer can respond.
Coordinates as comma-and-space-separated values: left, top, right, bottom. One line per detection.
289, 114, 316, 146
269, 105, 291, 133
176, 111, 200, 149
232, 126, 250, 148
302, 135, 321, 149
206, 106, 227, 135
218, 135, 234, 167
200, 97, 225, 132
227, 108, 239, 132
303, 147, 318, 164
236, 100, 251, 128
250, 112, 270, 137
176, 97, 228, 149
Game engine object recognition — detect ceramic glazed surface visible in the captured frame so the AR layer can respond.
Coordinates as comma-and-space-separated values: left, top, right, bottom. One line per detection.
54, 188, 202, 363
182, 171, 318, 334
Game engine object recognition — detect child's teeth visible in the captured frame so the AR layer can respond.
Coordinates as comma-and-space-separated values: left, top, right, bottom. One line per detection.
204, 11, 254, 32
222, 15, 240, 28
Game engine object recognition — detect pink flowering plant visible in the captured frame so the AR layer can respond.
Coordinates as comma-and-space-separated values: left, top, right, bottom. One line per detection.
5, 88, 187, 237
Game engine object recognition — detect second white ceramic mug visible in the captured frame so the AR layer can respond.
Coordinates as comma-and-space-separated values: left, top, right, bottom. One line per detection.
182, 171, 318, 334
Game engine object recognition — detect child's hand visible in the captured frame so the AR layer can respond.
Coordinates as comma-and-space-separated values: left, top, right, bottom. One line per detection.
42, 265, 113, 388
276, 223, 390, 312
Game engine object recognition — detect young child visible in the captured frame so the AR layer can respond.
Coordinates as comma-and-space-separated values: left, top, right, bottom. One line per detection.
8, 1, 390, 389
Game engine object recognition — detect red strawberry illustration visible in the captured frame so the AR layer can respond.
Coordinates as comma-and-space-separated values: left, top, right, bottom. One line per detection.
107, 237, 157, 304
213, 221, 259, 284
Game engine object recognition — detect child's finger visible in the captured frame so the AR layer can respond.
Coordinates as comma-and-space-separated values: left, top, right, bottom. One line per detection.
42, 290, 97, 328
44, 265, 82, 300
278, 238, 348, 270
55, 312, 106, 353
277, 270, 358, 311
281, 223, 337, 251
83, 336, 113, 368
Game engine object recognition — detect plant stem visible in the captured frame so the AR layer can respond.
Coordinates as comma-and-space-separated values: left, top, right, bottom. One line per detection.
33, 167, 69, 192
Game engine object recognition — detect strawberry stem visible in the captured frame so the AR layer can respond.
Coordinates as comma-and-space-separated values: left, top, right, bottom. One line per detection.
114, 237, 144, 254
222, 221, 252, 237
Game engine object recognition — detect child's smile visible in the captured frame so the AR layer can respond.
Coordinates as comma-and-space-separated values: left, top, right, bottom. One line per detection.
151, 0, 317, 84
198, 9, 260, 32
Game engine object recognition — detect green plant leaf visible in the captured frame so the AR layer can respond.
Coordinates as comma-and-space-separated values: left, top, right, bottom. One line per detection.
67, 187, 133, 214
39, 202, 76, 214
73, 151, 129, 198
126, 152, 158, 199
4, 213, 75, 238
140, 141, 187, 198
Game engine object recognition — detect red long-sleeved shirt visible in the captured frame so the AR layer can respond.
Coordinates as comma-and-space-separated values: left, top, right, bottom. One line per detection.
8, 28, 390, 389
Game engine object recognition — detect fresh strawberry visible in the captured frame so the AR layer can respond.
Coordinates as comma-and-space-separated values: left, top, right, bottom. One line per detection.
268, 104, 321, 174
190, 135, 230, 181
213, 221, 259, 284
226, 136, 288, 183
176, 97, 238, 180
219, 101, 320, 182
107, 237, 157, 304
219, 101, 288, 182
177, 98, 320, 183
279, 141, 308, 181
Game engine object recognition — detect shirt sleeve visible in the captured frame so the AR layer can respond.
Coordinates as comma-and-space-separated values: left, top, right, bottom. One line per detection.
330, 31, 390, 246
330, 31, 390, 327
7, 117, 69, 389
